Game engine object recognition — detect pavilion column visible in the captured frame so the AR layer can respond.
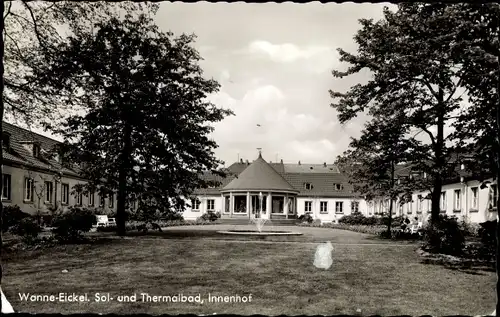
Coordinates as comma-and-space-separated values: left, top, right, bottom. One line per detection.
221, 193, 225, 216
246, 192, 250, 218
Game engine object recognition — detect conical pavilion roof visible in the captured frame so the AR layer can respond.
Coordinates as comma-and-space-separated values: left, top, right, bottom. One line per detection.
222, 153, 297, 192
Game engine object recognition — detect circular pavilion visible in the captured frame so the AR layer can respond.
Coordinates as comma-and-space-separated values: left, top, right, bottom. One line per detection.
220, 153, 299, 220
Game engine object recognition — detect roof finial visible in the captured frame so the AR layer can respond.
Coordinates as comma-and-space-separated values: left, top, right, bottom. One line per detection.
257, 148, 262, 158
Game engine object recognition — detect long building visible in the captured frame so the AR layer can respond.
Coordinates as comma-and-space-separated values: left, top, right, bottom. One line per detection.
182, 151, 366, 223
2, 121, 497, 225
2, 121, 117, 225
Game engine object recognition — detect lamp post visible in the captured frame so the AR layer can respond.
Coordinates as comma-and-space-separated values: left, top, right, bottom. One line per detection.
259, 192, 263, 218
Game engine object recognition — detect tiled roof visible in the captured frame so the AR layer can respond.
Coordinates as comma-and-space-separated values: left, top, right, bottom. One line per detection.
193, 171, 235, 196
222, 154, 297, 192
195, 155, 357, 198
283, 173, 358, 198
2, 121, 82, 177
283, 163, 340, 174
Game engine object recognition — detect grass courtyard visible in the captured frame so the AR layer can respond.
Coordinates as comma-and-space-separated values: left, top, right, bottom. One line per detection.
2, 225, 496, 315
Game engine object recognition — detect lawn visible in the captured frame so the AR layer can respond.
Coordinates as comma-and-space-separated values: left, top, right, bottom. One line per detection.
1, 225, 496, 315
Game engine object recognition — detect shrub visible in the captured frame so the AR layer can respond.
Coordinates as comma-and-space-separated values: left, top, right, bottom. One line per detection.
52, 207, 95, 243
423, 215, 465, 256
298, 212, 314, 223
161, 212, 184, 221
469, 220, 497, 260
459, 218, 481, 238
380, 229, 421, 240
2, 205, 32, 232
9, 217, 43, 244
198, 211, 220, 222
339, 214, 365, 225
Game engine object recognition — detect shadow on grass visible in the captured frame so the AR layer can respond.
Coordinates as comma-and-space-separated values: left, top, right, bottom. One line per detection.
123, 229, 311, 243
420, 257, 495, 275
363, 234, 422, 244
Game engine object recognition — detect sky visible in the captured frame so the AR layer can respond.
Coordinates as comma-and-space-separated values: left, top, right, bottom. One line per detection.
25, 2, 396, 167
152, 2, 396, 166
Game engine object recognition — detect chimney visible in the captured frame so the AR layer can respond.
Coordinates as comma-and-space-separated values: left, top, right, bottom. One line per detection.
323, 162, 327, 167
298, 161, 301, 165
280, 159, 283, 164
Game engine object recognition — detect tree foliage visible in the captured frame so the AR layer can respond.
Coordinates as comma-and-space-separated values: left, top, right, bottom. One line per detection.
450, 4, 499, 181
336, 112, 421, 236
29, 14, 233, 235
330, 3, 470, 223
3, 1, 159, 125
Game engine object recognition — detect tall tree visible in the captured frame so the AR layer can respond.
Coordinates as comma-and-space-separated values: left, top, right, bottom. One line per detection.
330, 3, 468, 224
29, 14, 233, 236
1, 0, 159, 293
336, 112, 420, 237
3, 1, 158, 124
447, 3, 499, 314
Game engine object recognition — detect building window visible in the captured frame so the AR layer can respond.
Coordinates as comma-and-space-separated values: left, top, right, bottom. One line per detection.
33, 144, 40, 158
489, 184, 498, 210
61, 184, 69, 205
271, 196, 285, 213
427, 198, 431, 212
88, 190, 94, 206
453, 189, 461, 211
335, 201, 343, 213
130, 194, 137, 210
416, 198, 422, 213
320, 201, 328, 214
2, 174, 11, 201
305, 201, 312, 212
398, 203, 403, 215
99, 194, 105, 207
304, 183, 313, 190
191, 198, 200, 211
234, 196, 247, 213
351, 201, 359, 213
24, 178, 34, 202
109, 193, 114, 208
44, 181, 53, 203
408, 201, 413, 214
224, 196, 230, 213
440, 192, 446, 211
334, 183, 343, 191
2, 133, 10, 150
288, 197, 295, 214
471, 187, 478, 210
207, 199, 215, 211
76, 192, 83, 206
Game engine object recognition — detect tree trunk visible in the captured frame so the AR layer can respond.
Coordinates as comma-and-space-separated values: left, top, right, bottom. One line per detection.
495, 37, 500, 316
431, 88, 446, 224
0, 0, 5, 288
387, 159, 395, 238
116, 123, 132, 236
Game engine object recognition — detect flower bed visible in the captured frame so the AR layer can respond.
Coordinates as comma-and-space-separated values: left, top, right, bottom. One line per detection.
297, 222, 388, 235
296, 222, 422, 240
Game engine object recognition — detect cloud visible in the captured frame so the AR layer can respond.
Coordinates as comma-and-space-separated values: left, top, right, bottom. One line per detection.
244, 40, 338, 73
207, 84, 341, 164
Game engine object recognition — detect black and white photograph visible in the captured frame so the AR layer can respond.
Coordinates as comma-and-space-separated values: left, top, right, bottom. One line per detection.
1, 1, 499, 315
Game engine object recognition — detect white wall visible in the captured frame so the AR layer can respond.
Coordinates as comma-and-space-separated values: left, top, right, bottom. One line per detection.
2, 164, 117, 216
182, 195, 223, 220
401, 178, 497, 224
297, 197, 366, 223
